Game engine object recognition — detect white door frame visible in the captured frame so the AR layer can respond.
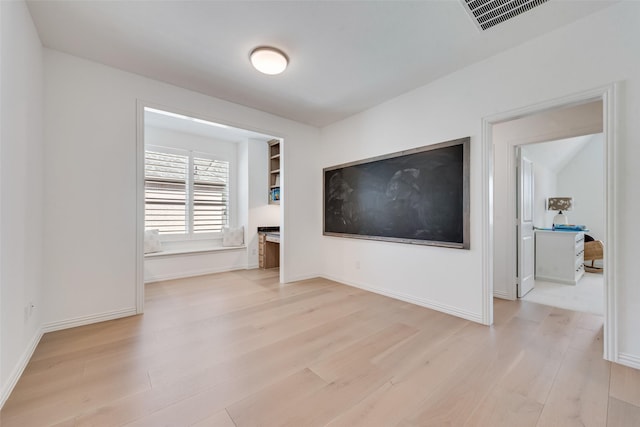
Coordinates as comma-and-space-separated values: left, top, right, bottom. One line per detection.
481, 83, 618, 361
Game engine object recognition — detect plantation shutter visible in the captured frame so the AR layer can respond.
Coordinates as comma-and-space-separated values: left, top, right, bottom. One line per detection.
193, 157, 229, 233
145, 150, 188, 234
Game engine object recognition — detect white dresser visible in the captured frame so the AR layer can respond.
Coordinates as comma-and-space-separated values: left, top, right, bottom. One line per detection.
535, 230, 585, 285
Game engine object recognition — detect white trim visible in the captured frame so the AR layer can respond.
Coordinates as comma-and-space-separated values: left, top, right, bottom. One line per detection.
135, 100, 145, 315
0, 329, 43, 410
481, 83, 619, 362
493, 290, 511, 300
284, 272, 322, 284
481, 117, 494, 324
321, 274, 483, 324
533, 275, 579, 286
505, 145, 518, 301
144, 245, 246, 258
617, 353, 640, 370
278, 138, 285, 285
602, 83, 618, 362
41, 308, 137, 333
144, 264, 249, 284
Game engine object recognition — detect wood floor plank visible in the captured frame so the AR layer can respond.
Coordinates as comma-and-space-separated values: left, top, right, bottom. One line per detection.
60, 303, 409, 426
610, 362, 640, 407
607, 397, 640, 427
535, 345, 611, 426
225, 368, 328, 426
405, 316, 543, 426
0, 269, 636, 427
190, 409, 237, 427
273, 363, 392, 427
325, 330, 482, 426
489, 307, 585, 407
309, 322, 419, 382
463, 386, 543, 427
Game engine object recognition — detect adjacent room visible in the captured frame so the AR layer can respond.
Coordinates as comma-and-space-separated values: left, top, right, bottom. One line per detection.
142, 106, 282, 284
520, 133, 605, 315
2, 0, 640, 425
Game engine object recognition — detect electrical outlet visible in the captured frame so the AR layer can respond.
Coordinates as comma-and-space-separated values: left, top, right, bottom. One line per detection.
252, 248, 257, 255
355, 261, 361, 270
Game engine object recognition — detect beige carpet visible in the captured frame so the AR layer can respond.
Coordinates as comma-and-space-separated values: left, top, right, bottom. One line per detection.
521, 272, 604, 315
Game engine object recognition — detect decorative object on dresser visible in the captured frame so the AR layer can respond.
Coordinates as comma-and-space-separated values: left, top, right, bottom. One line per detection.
268, 139, 280, 204
547, 197, 573, 226
535, 230, 585, 285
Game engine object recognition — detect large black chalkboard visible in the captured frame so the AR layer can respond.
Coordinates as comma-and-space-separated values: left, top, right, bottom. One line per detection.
323, 137, 470, 249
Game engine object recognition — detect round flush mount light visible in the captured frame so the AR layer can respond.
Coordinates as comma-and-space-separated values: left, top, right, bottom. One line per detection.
250, 47, 288, 75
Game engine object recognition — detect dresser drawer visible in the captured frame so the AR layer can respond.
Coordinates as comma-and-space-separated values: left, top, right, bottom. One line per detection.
535, 230, 585, 285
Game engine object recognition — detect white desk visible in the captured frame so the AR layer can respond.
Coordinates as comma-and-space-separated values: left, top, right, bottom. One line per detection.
535, 230, 585, 285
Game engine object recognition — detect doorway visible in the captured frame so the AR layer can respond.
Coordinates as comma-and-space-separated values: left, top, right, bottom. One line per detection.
135, 102, 284, 313
517, 134, 605, 315
482, 84, 617, 360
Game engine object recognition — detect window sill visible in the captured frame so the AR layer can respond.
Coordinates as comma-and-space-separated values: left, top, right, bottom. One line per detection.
144, 245, 246, 258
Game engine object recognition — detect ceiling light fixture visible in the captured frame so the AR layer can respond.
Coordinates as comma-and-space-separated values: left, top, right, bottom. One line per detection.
250, 47, 288, 75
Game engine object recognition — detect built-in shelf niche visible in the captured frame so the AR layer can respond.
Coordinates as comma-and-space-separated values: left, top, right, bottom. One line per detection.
268, 139, 280, 204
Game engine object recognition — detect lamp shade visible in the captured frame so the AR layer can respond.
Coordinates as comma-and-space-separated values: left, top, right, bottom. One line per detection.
547, 197, 573, 212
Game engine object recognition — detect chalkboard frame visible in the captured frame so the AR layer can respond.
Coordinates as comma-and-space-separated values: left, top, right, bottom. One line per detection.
323, 137, 470, 249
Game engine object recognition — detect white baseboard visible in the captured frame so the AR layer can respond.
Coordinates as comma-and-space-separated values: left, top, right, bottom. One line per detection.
617, 352, 640, 370
0, 328, 43, 409
284, 273, 321, 283
41, 307, 138, 333
493, 290, 512, 300
144, 264, 248, 283
320, 274, 484, 324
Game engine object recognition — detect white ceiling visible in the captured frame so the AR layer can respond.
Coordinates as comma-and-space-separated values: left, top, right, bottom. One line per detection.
522, 134, 595, 173
26, 0, 617, 127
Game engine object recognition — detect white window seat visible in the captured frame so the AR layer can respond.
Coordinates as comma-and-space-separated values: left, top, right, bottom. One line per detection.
145, 245, 246, 258
144, 238, 246, 258
144, 240, 248, 283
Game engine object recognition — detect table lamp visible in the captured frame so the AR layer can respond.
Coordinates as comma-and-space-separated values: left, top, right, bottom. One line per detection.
547, 197, 573, 226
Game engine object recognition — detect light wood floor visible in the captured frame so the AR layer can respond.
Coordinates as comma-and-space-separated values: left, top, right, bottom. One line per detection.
2, 269, 639, 426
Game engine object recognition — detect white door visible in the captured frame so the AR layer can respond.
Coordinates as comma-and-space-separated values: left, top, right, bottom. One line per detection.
517, 149, 535, 297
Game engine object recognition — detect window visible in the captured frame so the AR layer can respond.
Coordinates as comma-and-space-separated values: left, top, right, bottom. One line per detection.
145, 147, 230, 237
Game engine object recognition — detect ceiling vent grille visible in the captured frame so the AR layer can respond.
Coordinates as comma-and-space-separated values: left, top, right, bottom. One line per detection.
461, 0, 550, 31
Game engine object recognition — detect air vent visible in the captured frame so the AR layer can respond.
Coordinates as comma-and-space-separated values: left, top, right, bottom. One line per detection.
461, 0, 550, 31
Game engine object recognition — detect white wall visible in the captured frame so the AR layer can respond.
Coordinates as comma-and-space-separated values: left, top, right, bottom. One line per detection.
319, 2, 640, 364
43, 49, 320, 329
558, 134, 605, 240
0, 0, 44, 405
